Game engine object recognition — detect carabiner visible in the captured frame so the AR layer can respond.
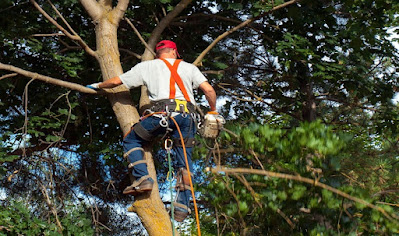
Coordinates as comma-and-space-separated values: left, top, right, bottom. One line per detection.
159, 116, 169, 127
164, 138, 173, 151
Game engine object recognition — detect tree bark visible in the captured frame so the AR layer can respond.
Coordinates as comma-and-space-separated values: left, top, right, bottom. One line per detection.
297, 63, 316, 122
83, 1, 173, 235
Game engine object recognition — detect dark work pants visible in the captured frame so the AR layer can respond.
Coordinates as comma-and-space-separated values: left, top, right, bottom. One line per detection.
123, 113, 195, 207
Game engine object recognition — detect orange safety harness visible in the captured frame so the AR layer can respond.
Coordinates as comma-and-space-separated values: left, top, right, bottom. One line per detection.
160, 58, 191, 102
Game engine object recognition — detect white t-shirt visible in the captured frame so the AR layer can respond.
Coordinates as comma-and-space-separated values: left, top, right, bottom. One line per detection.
119, 58, 207, 105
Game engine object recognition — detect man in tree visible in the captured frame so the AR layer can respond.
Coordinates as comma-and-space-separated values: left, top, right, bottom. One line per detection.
87, 40, 218, 221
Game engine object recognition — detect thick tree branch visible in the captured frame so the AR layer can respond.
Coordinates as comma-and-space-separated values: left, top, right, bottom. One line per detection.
79, 0, 102, 20
173, 13, 275, 42
210, 166, 399, 223
139, 0, 193, 112
141, 0, 193, 61
119, 48, 142, 59
30, 0, 96, 56
193, 0, 300, 66
0, 62, 97, 94
113, 0, 130, 21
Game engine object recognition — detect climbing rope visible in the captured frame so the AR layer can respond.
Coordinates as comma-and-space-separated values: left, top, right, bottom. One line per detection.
169, 116, 202, 236
132, 111, 202, 235
164, 138, 176, 236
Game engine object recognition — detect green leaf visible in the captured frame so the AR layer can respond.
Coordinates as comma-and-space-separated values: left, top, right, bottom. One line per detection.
292, 185, 307, 200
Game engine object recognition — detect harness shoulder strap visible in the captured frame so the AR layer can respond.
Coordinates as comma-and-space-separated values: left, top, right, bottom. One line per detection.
160, 58, 191, 102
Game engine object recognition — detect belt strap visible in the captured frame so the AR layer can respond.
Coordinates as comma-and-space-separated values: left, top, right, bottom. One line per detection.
160, 58, 191, 102
151, 99, 195, 113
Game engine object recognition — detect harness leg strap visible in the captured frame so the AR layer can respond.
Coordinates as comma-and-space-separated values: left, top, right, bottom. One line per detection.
123, 147, 148, 169
173, 137, 196, 148
133, 123, 154, 141
123, 147, 145, 159
173, 202, 191, 214
176, 168, 193, 191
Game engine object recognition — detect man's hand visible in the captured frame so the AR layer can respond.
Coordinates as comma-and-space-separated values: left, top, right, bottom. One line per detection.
205, 111, 225, 124
86, 82, 101, 90
207, 111, 219, 115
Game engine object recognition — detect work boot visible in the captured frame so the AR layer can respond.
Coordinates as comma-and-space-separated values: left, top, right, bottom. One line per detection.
171, 202, 191, 222
123, 177, 154, 196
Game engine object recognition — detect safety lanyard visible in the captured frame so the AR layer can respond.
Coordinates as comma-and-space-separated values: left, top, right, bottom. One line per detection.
160, 58, 191, 102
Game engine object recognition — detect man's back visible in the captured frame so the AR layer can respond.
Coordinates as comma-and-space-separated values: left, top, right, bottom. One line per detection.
119, 59, 207, 104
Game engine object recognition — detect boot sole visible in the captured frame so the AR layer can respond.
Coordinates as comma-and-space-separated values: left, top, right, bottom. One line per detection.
174, 210, 189, 222
123, 187, 153, 196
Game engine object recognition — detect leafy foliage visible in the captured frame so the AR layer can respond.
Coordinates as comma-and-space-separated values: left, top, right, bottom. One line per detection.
1, 0, 399, 235
0, 201, 94, 236
197, 120, 398, 235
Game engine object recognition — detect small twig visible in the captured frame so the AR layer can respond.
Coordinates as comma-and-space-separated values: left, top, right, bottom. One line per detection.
0, 73, 17, 81
341, 172, 365, 188
233, 174, 262, 208
124, 18, 156, 57
119, 48, 142, 60
22, 78, 36, 157
39, 182, 63, 232
338, 199, 344, 235
276, 208, 295, 229
193, 0, 300, 66
249, 149, 265, 170
220, 127, 239, 139
215, 207, 220, 236
244, 88, 263, 101
38, 155, 72, 174
0, 0, 29, 14
376, 202, 399, 207
217, 84, 258, 102
32, 33, 65, 37
212, 141, 221, 166
29, 0, 96, 56
372, 189, 399, 198
202, 70, 226, 75
222, 176, 246, 229
47, 0, 75, 34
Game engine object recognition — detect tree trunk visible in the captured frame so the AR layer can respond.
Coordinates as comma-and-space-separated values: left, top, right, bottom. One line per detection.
297, 63, 316, 122
93, 5, 173, 236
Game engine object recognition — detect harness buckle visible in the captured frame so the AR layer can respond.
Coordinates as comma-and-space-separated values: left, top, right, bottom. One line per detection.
175, 99, 189, 113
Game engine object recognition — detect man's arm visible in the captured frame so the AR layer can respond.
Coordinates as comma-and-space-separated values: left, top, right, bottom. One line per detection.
99, 76, 123, 88
87, 76, 123, 89
199, 81, 217, 111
